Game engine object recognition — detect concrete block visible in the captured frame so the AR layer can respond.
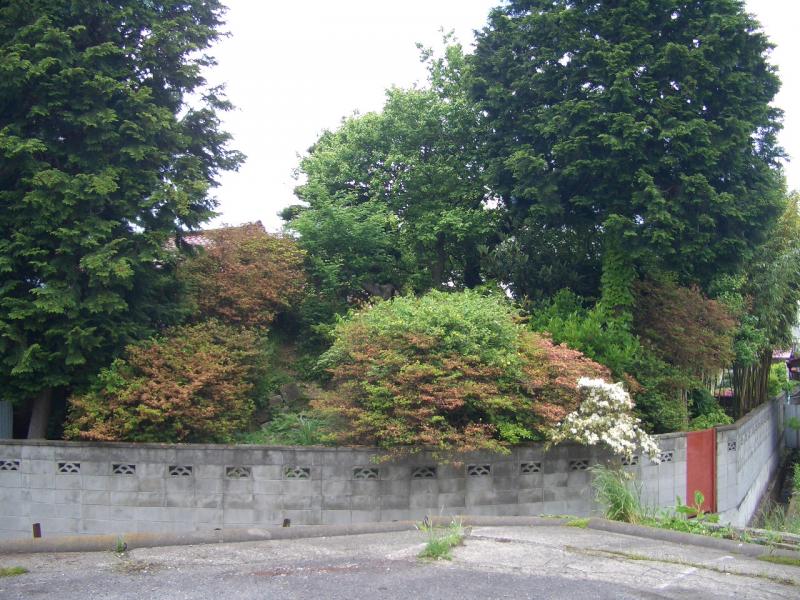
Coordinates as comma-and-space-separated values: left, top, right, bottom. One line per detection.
53, 474, 82, 490
223, 478, 254, 495
492, 476, 517, 491
321, 509, 352, 525
223, 493, 255, 510
194, 464, 224, 479
409, 493, 438, 509
566, 470, 590, 488
350, 494, 380, 511
282, 509, 321, 526
197, 494, 223, 509
27, 459, 55, 475
436, 492, 466, 509
379, 492, 411, 510
82, 490, 110, 505
192, 508, 222, 525
31, 502, 81, 519
517, 502, 545, 516
21, 445, 55, 460
137, 478, 165, 493
491, 462, 515, 478
350, 510, 381, 523
40, 517, 80, 534
0, 471, 21, 487
282, 495, 321, 510
53, 489, 81, 505
78, 475, 108, 491
465, 490, 496, 506
194, 478, 223, 495
381, 465, 409, 481
29, 488, 55, 504
252, 465, 282, 480
379, 479, 409, 497
436, 478, 465, 494
322, 479, 351, 497
282, 480, 321, 496
543, 472, 569, 488
253, 480, 281, 495
543, 487, 572, 502
22, 473, 55, 489
108, 476, 140, 492
410, 479, 438, 495
323, 496, 351, 510
351, 480, 380, 496
81, 505, 110, 521
518, 488, 543, 504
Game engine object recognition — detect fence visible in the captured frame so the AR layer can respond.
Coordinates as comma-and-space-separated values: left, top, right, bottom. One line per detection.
0, 396, 787, 540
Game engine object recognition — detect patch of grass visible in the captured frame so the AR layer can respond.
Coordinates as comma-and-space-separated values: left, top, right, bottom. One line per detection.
758, 502, 800, 536
238, 411, 330, 446
0, 567, 28, 578
759, 555, 800, 568
418, 519, 465, 561
591, 464, 642, 523
565, 517, 590, 528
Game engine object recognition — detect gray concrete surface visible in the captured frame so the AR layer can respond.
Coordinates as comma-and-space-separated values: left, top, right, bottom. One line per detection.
1, 525, 797, 599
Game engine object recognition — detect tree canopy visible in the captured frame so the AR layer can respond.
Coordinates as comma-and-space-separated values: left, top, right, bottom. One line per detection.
471, 0, 784, 297
0, 0, 242, 435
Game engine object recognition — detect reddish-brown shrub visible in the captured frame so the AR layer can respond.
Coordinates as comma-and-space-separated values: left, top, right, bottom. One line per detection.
180, 224, 306, 329
65, 321, 260, 443
633, 280, 736, 376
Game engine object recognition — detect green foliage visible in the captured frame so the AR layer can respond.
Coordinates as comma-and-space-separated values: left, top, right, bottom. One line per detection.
793, 463, 800, 495
288, 39, 495, 317
314, 290, 609, 456
591, 464, 642, 524
768, 363, 792, 399
238, 411, 330, 446
65, 321, 262, 443
417, 519, 465, 561
530, 290, 688, 432
0, 1, 242, 423
471, 0, 784, 295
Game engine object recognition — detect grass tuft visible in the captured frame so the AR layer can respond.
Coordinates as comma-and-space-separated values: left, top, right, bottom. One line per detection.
566, 517, 590, 528
759, 555, 800, 568
0, 567, 28, 578
418, 519, 465, 561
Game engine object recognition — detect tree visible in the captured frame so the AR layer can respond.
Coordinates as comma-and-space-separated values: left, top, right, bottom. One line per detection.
313, 290, 609, 457
288, 41, 496, 305
0, 1, 243, 436
715, 192, 800, 415
179, 224, 306, 330
471, 0, 784, 298
65, 321, 260, 443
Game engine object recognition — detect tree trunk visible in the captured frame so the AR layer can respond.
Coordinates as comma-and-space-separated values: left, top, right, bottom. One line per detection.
27, 388, 52, 439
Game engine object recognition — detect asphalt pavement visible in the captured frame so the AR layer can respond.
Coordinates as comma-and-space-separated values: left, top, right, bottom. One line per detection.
1, 525, 798, 599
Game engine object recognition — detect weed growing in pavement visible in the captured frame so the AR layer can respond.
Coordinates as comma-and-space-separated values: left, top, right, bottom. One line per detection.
0, 567, 27, 577
417, 518, 465, 561
591, 464, 643, 523
758, 555, 800, 568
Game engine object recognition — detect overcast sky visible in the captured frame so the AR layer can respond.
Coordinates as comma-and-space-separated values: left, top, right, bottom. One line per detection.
206, 0, 800, 231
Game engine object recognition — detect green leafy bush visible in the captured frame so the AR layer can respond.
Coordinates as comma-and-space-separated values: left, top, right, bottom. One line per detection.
768, 362, 792, 399
238, 411, 330, 446
314, 290, 609, 456
65, 321, 263, 443
530, 290, 688, 432
591, 464, 642, 523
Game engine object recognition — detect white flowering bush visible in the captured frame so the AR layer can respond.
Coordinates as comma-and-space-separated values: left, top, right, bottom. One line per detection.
548, 377, 660, 462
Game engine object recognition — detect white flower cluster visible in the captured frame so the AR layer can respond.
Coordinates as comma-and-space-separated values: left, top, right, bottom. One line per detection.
549, 377, 660, 462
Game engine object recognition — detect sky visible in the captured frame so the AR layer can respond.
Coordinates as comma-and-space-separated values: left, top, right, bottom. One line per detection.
206, 0, 800, 232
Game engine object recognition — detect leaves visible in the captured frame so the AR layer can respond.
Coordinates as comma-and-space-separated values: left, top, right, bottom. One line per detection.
313, 291, 609, 457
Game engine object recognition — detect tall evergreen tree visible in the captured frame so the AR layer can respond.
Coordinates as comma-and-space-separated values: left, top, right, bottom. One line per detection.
471, 0, 784, 298
0, 1, 243, 436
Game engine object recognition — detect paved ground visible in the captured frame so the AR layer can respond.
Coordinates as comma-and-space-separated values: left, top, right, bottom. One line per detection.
1, 525, 799, 599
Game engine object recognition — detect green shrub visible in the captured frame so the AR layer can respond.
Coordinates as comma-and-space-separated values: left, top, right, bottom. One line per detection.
768, 362, 792, 399
315, 290, 609, 456
238, 411, 330, 446
65, 321, 263, 443
530, 290, 689, 432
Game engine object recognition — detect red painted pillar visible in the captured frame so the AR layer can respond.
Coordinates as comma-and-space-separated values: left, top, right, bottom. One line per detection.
686, 428, 716, 512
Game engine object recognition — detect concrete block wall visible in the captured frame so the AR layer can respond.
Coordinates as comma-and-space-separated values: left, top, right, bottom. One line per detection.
716, 398, 784, 526
0, 436, 685, 541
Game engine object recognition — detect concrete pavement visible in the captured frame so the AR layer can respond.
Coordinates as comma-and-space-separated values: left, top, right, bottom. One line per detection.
1, 525, 798, 599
